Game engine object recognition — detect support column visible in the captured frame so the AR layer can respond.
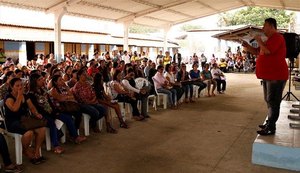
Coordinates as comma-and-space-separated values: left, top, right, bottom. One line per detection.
163, 25, 171, 53
88, 44, 94, 60
54, 7, 66, 63
19, 42, 27, 66
218, 39, 221, 53
123, 21, 132, 52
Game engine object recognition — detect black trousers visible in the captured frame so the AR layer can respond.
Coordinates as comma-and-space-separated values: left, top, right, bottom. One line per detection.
215, 79, 226, 92
0, 133, 12, 166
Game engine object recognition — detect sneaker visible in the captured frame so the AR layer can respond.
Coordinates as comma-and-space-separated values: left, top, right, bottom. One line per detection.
257, 128, 275, 136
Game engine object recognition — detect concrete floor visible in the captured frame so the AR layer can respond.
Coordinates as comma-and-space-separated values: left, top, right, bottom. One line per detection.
3, 73, 299, 173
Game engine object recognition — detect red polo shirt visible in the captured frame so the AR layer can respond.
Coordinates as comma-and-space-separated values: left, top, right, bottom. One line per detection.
256, 32, 288, 80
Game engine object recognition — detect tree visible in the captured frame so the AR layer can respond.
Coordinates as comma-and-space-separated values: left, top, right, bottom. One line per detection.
180, 24, 202, 31
218, 7, 295, 28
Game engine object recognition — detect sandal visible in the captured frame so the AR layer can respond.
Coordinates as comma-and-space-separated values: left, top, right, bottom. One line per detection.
53, 146, 65, 154
74, 136, 87, 144
4, 164, 23, 173
106, 124, 118, 134
30, 158, 41, 165
37, 156, 46, 163
120, 122, 129, 129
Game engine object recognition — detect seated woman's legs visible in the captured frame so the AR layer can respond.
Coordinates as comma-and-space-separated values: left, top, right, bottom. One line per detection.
99, 100, 128, 128
69, 111, 82, 130
140, 95, 149, 118
211, 80, 217, 96
173, 86, 184, 102
0, 133, 13, 166
91, 104, 117, 133
32, 127, 46, 158
58, 113, 79, 138
157, 88, 174, 107
188, 84, 194, 101
43, 116, 60, 148
21, 130, 34, 158
170, 88, 177, 105
203, 80, 212, 96
80, 104, 103, 132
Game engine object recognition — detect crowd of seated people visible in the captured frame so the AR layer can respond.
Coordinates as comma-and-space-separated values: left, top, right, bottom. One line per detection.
201, 46, 256, 73
0, 49, 228, 171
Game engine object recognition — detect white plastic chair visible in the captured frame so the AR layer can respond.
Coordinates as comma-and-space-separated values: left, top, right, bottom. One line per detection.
0, 100, 46, 165
135, 77, 157, 111
106, 81, 132, 121
82, 113, 104, 136
152, 77, 168, 109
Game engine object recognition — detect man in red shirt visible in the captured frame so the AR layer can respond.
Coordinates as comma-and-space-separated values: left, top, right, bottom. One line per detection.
242, 18, 288, 135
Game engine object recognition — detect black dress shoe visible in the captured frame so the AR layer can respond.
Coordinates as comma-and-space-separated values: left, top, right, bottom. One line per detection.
257, 128, 275, 136
258, 124, 267, 129
258, 120, 269, 129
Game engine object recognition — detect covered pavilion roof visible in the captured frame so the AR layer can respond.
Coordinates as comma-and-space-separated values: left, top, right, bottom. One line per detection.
0, 0, 299, 28
211, 25, 288, 42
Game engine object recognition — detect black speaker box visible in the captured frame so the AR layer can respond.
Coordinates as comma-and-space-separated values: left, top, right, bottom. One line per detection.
283, 32, 300, 59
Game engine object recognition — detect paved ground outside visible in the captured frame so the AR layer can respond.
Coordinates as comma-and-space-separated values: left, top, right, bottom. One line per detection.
3, 72, 300, 173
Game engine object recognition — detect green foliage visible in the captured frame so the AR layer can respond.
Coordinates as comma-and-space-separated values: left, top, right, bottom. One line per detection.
219, 7, 295, 28
129, 24, 159, 33
180, 24, 203, 31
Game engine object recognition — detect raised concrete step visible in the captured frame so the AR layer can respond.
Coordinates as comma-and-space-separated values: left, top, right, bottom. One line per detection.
252, 101, 300, 171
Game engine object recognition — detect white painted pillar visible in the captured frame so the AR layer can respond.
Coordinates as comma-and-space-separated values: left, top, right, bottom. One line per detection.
123, 21, 132, 52
19, 42, 27, 66
61, 43, 64, 61
54, 7, 66, 63
163, 25, 171, 53
218, 39, 221, 53
88, 44, 94, 60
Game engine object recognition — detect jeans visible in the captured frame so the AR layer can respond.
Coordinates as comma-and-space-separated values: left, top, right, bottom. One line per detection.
262, 80, 286, 130
80, 104, 105, 128
182, 84, 193, 99
215, 79, 226, 92
157, 88, 176, 106
58, 113, 78, 138
43, 115, 60, 147
193, 81, 207, 93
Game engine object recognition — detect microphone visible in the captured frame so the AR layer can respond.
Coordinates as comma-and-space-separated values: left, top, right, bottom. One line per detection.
249, 38, 255, 43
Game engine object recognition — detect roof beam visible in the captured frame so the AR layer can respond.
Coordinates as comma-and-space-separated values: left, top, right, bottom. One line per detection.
0, 1, 44, 11
46, 0, 82, 13
172, 4, 245, 26
78, 1, 131, 14
193, 0, 219, 12
238, 0, 255, 6
165, 9, 194, 18
117, 0, 193, 22
67, 12, 115, 22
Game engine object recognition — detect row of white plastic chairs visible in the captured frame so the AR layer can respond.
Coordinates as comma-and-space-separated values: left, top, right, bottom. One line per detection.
0, 99, 104, 165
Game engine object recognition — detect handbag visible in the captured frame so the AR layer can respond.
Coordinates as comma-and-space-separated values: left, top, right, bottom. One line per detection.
59, 101, 81, 113
21, 116, 47, 130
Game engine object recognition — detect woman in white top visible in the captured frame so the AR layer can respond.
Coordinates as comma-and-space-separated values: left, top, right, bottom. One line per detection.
164, 64, 184, 104
111, 69, 144, 121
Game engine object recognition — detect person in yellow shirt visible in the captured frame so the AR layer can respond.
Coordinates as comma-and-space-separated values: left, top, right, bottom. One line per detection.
0, 48, 6, 64
163, 51, 171, 66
